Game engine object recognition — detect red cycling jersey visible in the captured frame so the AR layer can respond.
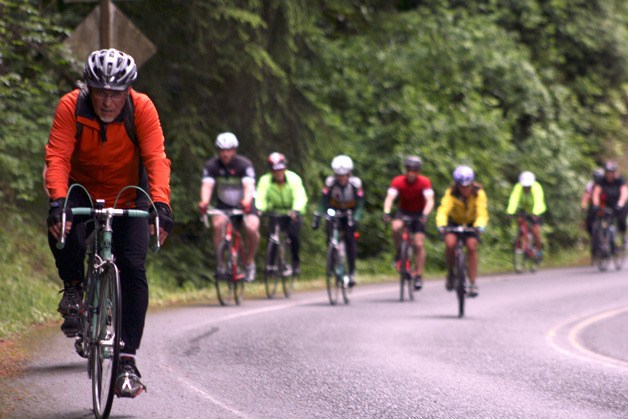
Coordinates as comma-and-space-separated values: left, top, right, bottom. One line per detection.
389, 175, 433, 212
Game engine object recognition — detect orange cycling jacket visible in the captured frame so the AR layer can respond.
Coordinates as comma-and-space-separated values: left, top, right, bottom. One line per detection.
45, 88, 171, 208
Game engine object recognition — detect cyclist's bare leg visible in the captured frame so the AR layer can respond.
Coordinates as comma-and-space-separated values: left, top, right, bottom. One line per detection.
465, 236, 479, 283
391, 219, 403, 253
243, 214, 260, 265
443, 233, 457, 272
212, 215, 228, 267
412, 232, 426, 276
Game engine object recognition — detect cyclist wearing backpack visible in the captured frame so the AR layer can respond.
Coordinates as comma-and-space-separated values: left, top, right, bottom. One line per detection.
311, 155, 364, 288
45, 49, 173, 398
256, 152, 308, 275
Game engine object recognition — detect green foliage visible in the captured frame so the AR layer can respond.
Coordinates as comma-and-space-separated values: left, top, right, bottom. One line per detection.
0, 0, 74, 204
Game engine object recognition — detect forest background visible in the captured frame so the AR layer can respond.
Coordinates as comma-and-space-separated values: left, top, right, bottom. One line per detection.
1, 0, 627, 337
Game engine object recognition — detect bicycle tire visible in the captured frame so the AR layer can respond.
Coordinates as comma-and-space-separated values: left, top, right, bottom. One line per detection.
263, 241, 280, 299
455, 247, 466, 318
597, 226, 611, 272
399, 241, 414, 302
215, 240, 234, 306
232, 244, 246, 305
280, 239, 295, 298
326, 245, 339, 305
91, 262, 121, 419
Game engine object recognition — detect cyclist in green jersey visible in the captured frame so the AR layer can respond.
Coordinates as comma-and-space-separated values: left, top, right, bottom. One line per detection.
506, 171, 547, 261
256, 152, 308, 274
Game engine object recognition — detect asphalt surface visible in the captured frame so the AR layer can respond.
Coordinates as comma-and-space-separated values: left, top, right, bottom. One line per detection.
2, 266, 627, 418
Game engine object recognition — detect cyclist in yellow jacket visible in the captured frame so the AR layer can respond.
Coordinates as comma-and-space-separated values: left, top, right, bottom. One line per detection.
436, 165, 488, 297
506, 171, 547, 261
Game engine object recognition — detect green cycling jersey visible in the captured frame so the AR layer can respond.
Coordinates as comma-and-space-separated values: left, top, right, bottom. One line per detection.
256, 170, 308, 213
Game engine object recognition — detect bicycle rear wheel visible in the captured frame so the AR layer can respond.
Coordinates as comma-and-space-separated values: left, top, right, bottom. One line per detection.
263, 241, 280, 299
399, 242, 413, 302
326, 246, 339, 305
215, 240, 234, 306
455, 248, 466, 318
91, 262, 121, 419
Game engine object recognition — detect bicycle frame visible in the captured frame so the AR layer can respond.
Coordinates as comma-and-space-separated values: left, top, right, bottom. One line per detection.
57, 184, 158, 419
263, 213, 295, 299
397, 215, 421, 302
443, 226, 476, 318
324, 208, 352, 305
513, 213, 539, 273
203, 208, 246, 305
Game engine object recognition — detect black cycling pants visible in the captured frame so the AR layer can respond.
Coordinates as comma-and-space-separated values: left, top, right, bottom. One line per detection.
48, 214, 149, 354
326, 219, 357, 275
268, 216, 302, 265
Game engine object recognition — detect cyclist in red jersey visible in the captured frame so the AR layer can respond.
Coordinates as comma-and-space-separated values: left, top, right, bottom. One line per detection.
382, 156, 434, 290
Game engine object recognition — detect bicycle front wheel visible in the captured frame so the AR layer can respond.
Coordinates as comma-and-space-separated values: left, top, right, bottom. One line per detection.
91, 262, 121, 419
399, 242, 414, 302
215, 240, 234, 306
279, 240, 295, 298
264, 241, 280, 299
326, 246, 339, 305
454, 248, 466, 318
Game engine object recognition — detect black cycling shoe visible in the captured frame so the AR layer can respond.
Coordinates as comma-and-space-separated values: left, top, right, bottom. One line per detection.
57, 283, 84, 316
60, 315, 81, 338
115, 356, 146, 398
413, 275, 423, 290
445, 272, 454, 291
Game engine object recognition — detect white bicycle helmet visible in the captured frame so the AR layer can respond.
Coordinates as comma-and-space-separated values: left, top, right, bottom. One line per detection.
83, 49, 137, 91
453, 165, 475, 186
215, 132, 239, 149
519, 171, 535, 187
331, 155, 353, 175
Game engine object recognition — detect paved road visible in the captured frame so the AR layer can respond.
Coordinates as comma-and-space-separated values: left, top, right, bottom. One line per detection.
2, 266, 628, 418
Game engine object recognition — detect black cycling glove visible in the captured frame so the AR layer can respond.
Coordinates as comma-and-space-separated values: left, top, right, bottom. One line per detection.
47, 198, 71, 228
150, 202, 174, 234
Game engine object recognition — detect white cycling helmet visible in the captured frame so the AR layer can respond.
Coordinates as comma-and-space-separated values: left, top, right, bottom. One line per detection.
215, 132, 239, 149
453, 165, 475, 186
331, 155, 353, 175
84, 49, 137, 91
519, 171, 535, 187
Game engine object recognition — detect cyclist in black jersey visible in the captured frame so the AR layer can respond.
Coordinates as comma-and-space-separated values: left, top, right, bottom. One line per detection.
198, 132, 260, 281
591, 160, 628, 246
312, 155, 364, 287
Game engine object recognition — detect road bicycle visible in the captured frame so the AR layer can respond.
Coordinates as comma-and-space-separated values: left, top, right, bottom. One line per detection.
591, 207, 625, 272
443, 225, 477, 318
512, 212, 540, 273
57, 184, 159, 419
323, 208, 353, 305
263, 213, 296, 299
395, 215, 423, 302
202, 208, 246, 305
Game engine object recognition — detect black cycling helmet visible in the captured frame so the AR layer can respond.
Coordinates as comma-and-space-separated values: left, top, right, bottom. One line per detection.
83, 49, 137, 91
404, 155, 422, 171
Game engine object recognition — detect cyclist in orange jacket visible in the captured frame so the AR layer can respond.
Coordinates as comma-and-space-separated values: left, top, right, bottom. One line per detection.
45, 49, 173, 398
